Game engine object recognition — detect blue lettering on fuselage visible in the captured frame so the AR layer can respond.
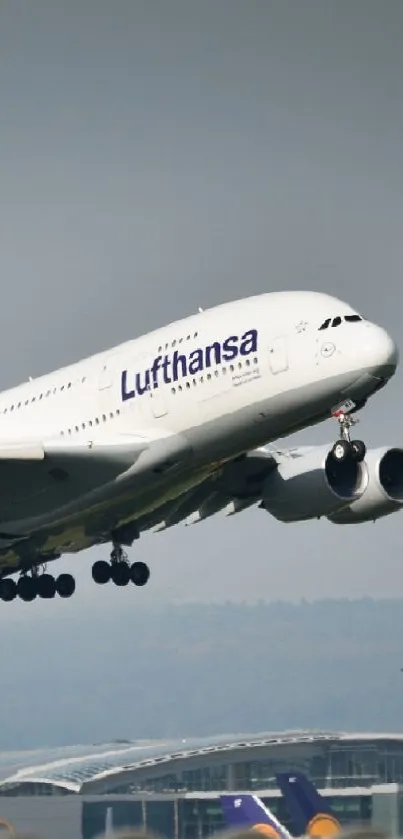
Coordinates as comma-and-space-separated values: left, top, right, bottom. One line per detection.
121, 328, 258, 402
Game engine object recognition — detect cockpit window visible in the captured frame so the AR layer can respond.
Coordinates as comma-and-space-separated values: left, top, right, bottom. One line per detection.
318, 313, 363, 330
318, 318, 331, 331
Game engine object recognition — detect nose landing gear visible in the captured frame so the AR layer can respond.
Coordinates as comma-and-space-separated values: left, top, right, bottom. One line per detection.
331, 403, 367, 463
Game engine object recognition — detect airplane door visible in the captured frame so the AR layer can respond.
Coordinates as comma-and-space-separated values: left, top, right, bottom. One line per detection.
149, 388, 168, 419
98, 358, 114, 391
128, 351, 169, 420
268, 336, 289, 374
97, 356, 121, 415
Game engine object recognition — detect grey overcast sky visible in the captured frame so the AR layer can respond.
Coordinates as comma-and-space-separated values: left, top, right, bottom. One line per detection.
0, 0, 403, 618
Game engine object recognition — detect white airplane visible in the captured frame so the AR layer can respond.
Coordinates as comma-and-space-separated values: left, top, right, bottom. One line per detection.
0, 290, 398, 604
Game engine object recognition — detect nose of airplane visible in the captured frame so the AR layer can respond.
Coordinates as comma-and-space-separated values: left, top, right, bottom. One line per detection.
369, 325, 399, 381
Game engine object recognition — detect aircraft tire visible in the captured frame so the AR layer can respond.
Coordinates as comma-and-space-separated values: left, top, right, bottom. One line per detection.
111, 562, 130, 586
331, 439, 351, 462
92, 560, 111, 585
17, 576, 37, 602
0, 578, 17, 602
56, 574, 76, 598
350, 439, 366, 462
37, 574, 56, 599
130, 561, 150, 587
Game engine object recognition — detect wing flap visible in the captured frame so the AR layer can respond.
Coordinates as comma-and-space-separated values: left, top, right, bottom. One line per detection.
147, 446, 278, 532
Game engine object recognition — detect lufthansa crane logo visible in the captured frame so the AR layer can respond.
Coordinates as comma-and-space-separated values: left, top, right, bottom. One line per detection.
0, 818, 15, 838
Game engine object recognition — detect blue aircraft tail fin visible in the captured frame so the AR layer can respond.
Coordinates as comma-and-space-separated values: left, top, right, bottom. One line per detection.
220, 794, 293, 839
276, 773, 341, 837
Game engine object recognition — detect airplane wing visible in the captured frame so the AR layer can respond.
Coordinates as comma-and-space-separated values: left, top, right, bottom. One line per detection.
0, 437, 277, 578
141, 445, 280, 533
142, 437, 367, 534
0, 431, 194, 536
0, 434, 366, 577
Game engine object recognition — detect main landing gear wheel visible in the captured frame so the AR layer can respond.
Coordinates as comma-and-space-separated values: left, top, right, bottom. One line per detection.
18, 575, 37, 602
0, 578, 17, 602
130, 561, 150, 587
111, 562, 130, 587
56, 574, 76, 598
91, 545, 151, 588
331, 404, 367, 463
92, 560, 111, 585
0, 571, 76, 603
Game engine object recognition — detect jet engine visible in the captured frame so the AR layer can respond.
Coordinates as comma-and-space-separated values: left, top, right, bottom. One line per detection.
261, 445, 367, 523
328, 447, 403, 523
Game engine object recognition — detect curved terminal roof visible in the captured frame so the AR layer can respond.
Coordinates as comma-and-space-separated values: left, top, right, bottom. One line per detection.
0, 739, 175, 793
1, 731, 403, 795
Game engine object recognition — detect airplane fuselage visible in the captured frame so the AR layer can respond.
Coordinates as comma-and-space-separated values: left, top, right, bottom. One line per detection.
0, 290, 397, 576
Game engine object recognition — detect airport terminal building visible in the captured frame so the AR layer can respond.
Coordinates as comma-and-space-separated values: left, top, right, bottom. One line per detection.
1, 731, 403, 839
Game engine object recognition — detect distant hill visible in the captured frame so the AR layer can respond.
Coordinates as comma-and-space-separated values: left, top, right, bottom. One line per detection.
2, 598, 403, 749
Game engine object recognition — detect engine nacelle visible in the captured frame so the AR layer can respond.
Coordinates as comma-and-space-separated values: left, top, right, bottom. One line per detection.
328, 447, 403, 524
261, 445, 367, 523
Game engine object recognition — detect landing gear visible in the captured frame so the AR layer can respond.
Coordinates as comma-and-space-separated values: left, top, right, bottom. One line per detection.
91, 543, 150, 588
350, 439, 367, 462
0, 540, 150, 603
0, 578, 17, 602
92, 560, 111, 585
56, 574, 76, 599
0, 568, 75, 603
130, 561, 150, 587
331, 405, 367, 463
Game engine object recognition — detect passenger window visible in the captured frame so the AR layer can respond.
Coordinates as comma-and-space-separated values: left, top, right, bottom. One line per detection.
319, 318, 331, 330
331, 316, 342, 327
